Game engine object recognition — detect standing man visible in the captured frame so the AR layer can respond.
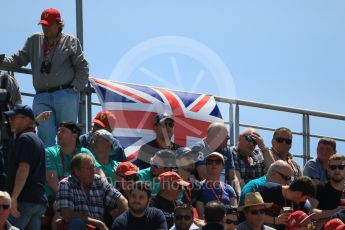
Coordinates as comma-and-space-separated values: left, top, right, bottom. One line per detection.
136, 113, 180, 169
4, 104, 48, 229
303, 138, 336, 184
0, 8, 89, 147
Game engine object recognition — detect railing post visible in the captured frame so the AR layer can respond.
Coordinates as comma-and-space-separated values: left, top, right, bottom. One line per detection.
235, 104, 240, 144
302, 114, 310, 165
229, 103, 234, 146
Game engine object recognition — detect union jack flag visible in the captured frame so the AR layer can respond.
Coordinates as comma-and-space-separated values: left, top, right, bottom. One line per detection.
90, 78, 224, 160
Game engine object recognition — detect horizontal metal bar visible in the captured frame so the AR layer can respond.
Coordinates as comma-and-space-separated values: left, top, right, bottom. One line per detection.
239, 123, 303, 136
309, 134, 345, 143
0, 66, 32, 75
215, 96, 345, 121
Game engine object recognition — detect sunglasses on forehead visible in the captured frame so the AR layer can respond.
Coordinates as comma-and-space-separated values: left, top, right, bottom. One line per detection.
244, 135, 257, 145
329, 164, 345, 170
275, 137, 292, 144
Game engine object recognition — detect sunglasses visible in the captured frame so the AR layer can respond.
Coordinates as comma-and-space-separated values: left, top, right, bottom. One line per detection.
123, 174, 139, 181
0, 204, 10, 210
248, 208, 266, 215
160, 122, 174, 128
274, 170, 292, 182
206, 159, 223, 165
175, 215, 192, 221
225, 219, 238, 225
244, 135, 257, 145
275, 137, 292, 144
329, 164, 345, 170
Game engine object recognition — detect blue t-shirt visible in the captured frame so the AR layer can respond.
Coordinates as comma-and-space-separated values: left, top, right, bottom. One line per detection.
303, 158, 328, 183
111, 207, 168, 230
197, 181, 236, 205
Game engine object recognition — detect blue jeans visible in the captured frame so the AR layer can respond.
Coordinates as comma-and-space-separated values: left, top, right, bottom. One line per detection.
33, 89, 79, 147
8, 202, 47, 230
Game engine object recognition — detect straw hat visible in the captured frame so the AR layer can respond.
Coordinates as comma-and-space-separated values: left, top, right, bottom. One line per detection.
238, 192, 273, 211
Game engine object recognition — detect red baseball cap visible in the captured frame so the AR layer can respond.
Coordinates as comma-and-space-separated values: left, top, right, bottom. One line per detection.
115, 162, 138, 176
38, 8, 61, 26
287, 211, 315, 230
158, 171, 190, 187
324, 218, 345, 230
93, 111, 116, 129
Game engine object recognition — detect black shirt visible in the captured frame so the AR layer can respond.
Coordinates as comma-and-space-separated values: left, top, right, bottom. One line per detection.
151, 194, 178, 229
7, 129, 47, 205
316, 181, 342, 210
112, 207, 167, 230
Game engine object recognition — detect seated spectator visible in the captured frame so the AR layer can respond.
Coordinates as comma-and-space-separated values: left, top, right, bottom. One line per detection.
324, 218, 345, 230
309, 154, 345, 225
111, 181, 168, 230
138, 149, 176, 196
199, 201, 226, 230
190, 122, 234, 181
239, 160, 294, 206
257, 176, 316, 230
224, 205, 238, 230
175, 147, 202, 206
196, 152, 237, 219
115, 162, 139, 198
79, 111, 123, 158
261, 127, 302, 179
170, 203, 199, 230
56, 154, 128, 229
230, 128, 266, 196
0, 191, 19, 230
237, 192, 274, 230
151, 172, 190, 229
136, 113, 180, 169
303, 137, 336, 184
286, 211, 315, 230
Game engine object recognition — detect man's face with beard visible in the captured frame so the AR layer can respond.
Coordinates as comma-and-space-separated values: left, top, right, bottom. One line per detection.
328, 159, 345, 183
129, 189, 150, 215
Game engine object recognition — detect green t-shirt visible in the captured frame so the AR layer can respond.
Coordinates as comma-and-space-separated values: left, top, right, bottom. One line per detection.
138, 167, 160, 196
45, 145, 101, 197
101, 160, 119, 185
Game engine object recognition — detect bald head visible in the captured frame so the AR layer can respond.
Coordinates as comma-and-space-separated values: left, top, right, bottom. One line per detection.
205, 122, 229, 151
266, 160, 294, 185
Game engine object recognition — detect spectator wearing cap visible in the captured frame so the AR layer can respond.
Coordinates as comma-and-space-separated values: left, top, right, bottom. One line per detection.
286, 211, 315, 230
303, 138, 337, 184
190, 122, 234, 182
224, 205, 238, 230
261, 127, 302, 180
138, 149, 176, 196
0, 191, 19, 230
4, 104, 48, 229
136, 113, 180, 169
56, 154, 128, 229
91, 129, 126, 165
230, 128, 267, 196
170, 203, 199, 230
115, 162, 139, 198
175, 147, 202, 207
195, 152, 237, 219
0, 8, 89, 148
111, 181, 168, 230
151, 171, 190, 229
237, 192, 274, 230
79, 111, 125, 162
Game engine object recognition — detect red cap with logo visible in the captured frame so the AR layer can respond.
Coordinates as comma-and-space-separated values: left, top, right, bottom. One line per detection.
324, 218, 345, 230
158, 171, 190, 187
93, 111, 116, 129
115, 162, 138, 176
287, 211, 315, 230
38, 8, 61, 26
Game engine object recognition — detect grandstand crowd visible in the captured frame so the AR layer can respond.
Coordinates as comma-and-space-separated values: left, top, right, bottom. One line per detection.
0, 7, 345, 230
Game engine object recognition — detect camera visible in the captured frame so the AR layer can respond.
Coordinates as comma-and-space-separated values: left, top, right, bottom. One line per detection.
40, 61, 52, 74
